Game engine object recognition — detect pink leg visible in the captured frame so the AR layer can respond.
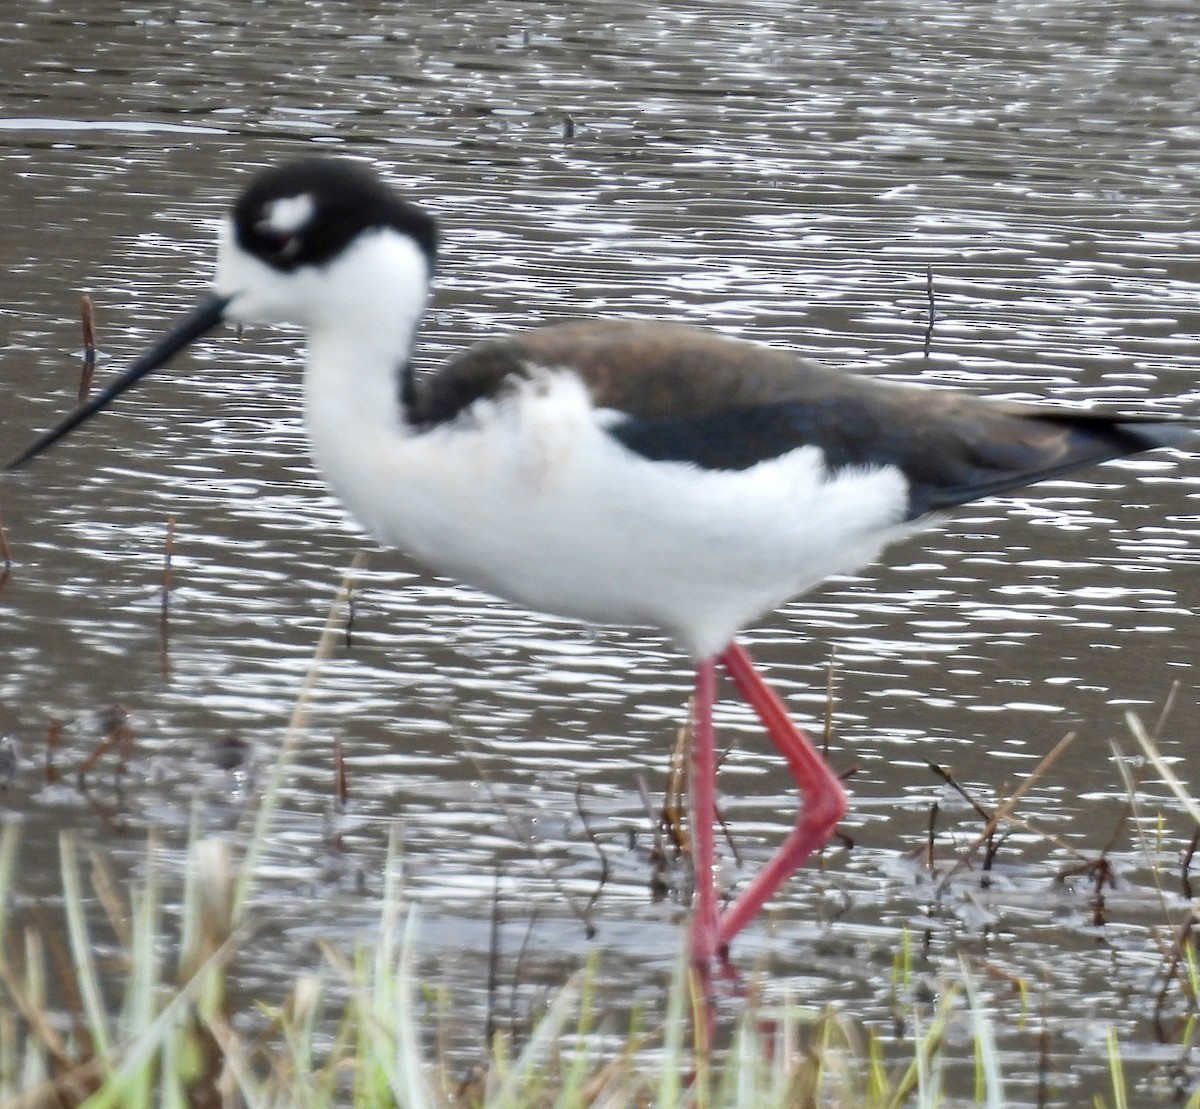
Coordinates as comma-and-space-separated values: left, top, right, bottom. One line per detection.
715, 641, 847, 953
688, 658, 720, 966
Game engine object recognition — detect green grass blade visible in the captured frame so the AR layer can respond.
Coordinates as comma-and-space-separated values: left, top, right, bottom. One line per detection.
58, 830, 113, 1066
959, 956, 1006, 1109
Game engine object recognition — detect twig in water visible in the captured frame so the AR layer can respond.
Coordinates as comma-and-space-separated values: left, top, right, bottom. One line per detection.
1055, 727, 1160, 925
161, 517, 175, 620
922, 264, 936, 358
926, 759, 1006, 881
0, 509, 12, 571
822, 647, 837, 756
44, 718, 62, 785
812, 657, 855, 855
1152, 910, 1200, 1043
714, 795, 741, 869
0, 510, 12, 602
935, 731, 1077, 894
159, 517, 175, 681
333, 737, 349, 813
76, 704, 135, 783
1057, 856, 1115, 926
459, 735, 595, 938
78, 294, 96, 402
926, 759, 993, 824
486, 865, 501, 1050
705, 706, 743, 866
574, 782, 609, 928
661, 723, 689, 855
830, 826, 856, 851
634, 772, 672, 901
1183, 829, 1200, 901
509, 908, 538, 1041
1111, 711, 1200, 1042
1076, 703, 1178, 879
663, 697, 752, 875
1037, 982, 1051, 1109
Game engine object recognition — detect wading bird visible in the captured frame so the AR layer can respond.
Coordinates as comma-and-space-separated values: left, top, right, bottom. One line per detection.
7, 158, 1195, 967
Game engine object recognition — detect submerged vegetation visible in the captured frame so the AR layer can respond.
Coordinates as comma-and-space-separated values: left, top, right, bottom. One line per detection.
1, 565, 1198, 1107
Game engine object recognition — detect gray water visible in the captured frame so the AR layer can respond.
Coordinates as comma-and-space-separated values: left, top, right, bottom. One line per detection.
1, 2, 1199, 1103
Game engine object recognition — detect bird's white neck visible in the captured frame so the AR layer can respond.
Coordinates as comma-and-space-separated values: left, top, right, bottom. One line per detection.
305, 312, 420, 436
273, 230, 433, 543
303, 302, 425, 514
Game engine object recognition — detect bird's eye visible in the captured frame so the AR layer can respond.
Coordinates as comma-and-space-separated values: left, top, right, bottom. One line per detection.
254, 222, 301, 262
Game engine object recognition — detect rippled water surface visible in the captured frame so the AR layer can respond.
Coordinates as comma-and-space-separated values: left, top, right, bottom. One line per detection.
2, 2, 1200, 1103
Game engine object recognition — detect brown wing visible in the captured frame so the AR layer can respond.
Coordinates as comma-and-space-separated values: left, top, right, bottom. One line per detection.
414, 320, 813, 422
415, 319, 1194, 518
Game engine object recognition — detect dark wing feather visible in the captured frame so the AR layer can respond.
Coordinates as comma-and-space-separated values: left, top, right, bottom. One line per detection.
418, 319, 1194, 520
611, 400, 1193, 517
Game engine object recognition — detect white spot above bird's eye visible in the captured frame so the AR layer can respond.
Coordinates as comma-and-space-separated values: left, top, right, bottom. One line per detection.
264, 193, 316, 235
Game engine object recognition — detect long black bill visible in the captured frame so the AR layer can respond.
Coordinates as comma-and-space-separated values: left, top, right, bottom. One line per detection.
5, 294, 231, 471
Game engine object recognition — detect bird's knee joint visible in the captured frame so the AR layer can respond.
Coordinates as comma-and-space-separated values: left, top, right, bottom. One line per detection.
801, 778, 847, 834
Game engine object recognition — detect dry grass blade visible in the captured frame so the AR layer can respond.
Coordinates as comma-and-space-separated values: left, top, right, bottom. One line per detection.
1126, 710, 1200, 827
233, 551, 367, 915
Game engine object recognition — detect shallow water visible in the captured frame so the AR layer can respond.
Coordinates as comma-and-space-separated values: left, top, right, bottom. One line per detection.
1, 1, 1199, 1102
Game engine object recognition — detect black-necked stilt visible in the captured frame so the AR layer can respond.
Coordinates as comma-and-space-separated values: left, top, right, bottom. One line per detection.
6, 157, 1196, 967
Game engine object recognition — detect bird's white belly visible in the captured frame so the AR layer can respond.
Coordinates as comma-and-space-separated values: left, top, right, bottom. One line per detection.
309, 372, 915, 658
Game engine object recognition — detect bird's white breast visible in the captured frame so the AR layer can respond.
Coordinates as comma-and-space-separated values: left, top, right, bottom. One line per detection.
306, 365, 915, 659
